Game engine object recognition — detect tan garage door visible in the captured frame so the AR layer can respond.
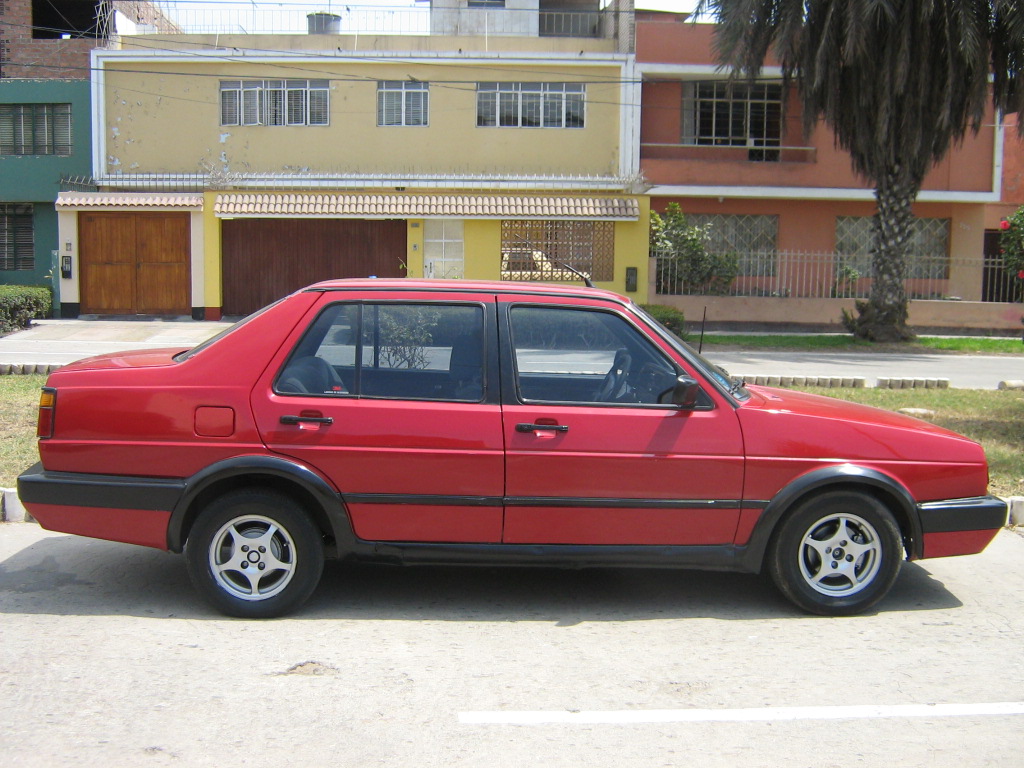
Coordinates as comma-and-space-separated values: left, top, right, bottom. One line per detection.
79, 212, 191, 315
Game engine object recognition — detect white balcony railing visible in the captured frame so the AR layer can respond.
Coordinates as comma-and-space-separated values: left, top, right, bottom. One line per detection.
112, 1, 625, 39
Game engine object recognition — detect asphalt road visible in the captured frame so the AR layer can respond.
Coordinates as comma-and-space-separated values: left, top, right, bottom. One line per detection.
2, 320, 1024, 387
1, 524, 1022, 767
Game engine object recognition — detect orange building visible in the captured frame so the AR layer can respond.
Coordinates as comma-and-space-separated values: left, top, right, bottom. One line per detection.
637, 11, 1023, 332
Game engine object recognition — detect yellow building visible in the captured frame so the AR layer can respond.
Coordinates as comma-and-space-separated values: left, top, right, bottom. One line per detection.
56, 1, 648, 318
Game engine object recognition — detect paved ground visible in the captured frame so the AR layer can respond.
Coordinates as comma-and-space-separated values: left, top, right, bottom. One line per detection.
1, 319, 1023, 388
1, 523, 1022, 767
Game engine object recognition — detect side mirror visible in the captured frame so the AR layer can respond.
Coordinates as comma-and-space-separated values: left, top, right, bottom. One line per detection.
670, 375, 701, 409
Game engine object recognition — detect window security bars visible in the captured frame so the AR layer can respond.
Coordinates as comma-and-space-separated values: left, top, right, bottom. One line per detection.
501, 220, 613, 282
0, 104, 72, 155
477, 83, 585, 128
685, 213, 779, 276
837, 217, 951, 279
0, 204, 34, 271
377, 81, 429, 127
220, 80, 330, 127
681, 81, 782, 161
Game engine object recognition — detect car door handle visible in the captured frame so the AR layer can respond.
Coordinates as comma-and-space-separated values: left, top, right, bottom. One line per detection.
280, 415, 334, 426
515, 423, 569, 433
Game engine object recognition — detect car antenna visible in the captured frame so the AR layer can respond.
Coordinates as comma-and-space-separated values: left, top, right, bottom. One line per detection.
555, 261, 595, 289
698, 306, 707, 353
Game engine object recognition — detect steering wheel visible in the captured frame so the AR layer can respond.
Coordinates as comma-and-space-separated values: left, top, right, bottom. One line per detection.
595, 349, 632, 402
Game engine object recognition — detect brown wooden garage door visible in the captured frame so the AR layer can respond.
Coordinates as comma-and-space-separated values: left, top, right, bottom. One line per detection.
79, 212, 191, 315
221, 218, 407, 315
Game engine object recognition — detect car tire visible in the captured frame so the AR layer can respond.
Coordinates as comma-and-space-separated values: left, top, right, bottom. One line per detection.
185, 489, 325, 619
766, 490, 903, 616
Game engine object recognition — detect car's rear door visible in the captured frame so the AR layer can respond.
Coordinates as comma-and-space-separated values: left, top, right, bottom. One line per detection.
499, 296, 746, 546
251, 288, 505, 543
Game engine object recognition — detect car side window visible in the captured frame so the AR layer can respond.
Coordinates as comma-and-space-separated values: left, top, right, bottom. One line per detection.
509, 306, 679, 405
276, 302, 485, 402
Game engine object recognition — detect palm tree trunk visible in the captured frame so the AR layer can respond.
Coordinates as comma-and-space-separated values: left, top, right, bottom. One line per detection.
848, 170, 917, 342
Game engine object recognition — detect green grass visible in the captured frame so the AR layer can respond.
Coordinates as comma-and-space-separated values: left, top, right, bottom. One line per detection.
0, 374, 46, 489
1, 376, 1020, 503
700, 334, 1024, 355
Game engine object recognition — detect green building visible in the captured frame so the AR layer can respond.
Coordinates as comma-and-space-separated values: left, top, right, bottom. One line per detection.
1, 79, 92, 288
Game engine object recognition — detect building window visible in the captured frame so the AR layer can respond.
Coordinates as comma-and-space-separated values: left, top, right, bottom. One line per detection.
220, 80, 329, 126
424, 219, 465, 279
686, 213, 779, 276
377, 81, 429, 127
500, 220, 613, 282
477, 83, 585, 128
836, 217, 951, 280
0, 204, 34, 271
682, 81, 782, 161
0, 104, 72, 156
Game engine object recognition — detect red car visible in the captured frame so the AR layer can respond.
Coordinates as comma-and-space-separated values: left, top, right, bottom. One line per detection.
18, 280, 1006, 618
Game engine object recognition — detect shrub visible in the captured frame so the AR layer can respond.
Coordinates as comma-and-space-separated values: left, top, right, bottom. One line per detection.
0, 285, 52, 335
640, 304, 687, 339
651, 203, 739, 295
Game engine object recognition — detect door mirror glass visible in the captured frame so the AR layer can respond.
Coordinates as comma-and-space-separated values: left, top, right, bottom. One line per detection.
669, 375, 701, 409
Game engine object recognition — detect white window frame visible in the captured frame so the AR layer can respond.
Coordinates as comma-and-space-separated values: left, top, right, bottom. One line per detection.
477, 83, 585, 129
681, 80, 782, 159
220, 80, 330, 127
377, 81, 429, 127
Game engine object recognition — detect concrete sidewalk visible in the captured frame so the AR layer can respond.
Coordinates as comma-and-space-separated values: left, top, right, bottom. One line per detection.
1, 318, 1023, 389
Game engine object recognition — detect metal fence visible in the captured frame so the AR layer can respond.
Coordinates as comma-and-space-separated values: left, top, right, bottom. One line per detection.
653, 250, 1023, 303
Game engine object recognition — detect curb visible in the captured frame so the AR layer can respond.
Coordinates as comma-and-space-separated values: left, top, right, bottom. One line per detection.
0, 364, 63, 375
1, 488, 34, 524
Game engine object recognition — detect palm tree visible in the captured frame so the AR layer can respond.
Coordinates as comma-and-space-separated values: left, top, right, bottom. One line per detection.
694, 0, 1024, 341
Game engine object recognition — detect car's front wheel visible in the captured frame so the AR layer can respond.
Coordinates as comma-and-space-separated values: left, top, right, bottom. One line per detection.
185, 489, 324, 618
767, 490, 903, 616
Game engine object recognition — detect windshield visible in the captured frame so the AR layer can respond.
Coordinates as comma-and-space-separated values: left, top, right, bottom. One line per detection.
173, 299, 284, 362
632, 304, 750, 401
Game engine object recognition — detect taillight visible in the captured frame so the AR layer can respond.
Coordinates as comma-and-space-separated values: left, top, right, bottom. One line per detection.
37, 387, 56, 439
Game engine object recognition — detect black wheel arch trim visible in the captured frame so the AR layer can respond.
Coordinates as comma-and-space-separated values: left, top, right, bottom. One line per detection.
739, 463, 923, 572
167, 455, 353, 554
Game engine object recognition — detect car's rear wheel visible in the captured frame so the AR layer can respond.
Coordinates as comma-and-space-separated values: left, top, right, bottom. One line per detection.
185, 489, 324, 618
767, 490, 903, 616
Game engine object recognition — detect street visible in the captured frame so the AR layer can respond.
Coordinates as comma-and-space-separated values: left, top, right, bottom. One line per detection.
1, 523, 1022, 767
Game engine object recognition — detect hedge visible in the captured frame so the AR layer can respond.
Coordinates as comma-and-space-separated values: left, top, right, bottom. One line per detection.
640, 304, 687, 339
0, 285, 52, 335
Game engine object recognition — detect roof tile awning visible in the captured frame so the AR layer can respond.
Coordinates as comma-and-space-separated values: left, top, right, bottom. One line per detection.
214, 194, 640, 220
56, 192, 205, 210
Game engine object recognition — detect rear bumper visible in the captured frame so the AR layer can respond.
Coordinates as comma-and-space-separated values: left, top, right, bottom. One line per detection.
917, 495, 1007, 559
17, 462, 183, 550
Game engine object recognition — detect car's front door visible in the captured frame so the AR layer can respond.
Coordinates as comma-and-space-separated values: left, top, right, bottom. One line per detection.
251, 292, 505, 543
499, 299, 746, 546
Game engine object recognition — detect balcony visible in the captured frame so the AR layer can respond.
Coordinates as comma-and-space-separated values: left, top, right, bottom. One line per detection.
110, 1, 632, 44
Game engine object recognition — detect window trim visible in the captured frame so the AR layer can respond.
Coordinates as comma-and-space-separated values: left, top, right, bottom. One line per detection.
0, 204, 35, 272
0, 103, 72, 156
274, 300, 492, 404
220, 80, 330, 127
377, 81, 429, 127
681, 80, 782, 161
476, 82, 586, 129
503, 302, 695, 410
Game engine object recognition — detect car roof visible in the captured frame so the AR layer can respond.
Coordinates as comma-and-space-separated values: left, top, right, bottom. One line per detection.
303, 278, 630, 303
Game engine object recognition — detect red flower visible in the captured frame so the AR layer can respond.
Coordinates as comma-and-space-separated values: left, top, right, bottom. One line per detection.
1018, 270, 1024, 280
1001, 219, 1012, 230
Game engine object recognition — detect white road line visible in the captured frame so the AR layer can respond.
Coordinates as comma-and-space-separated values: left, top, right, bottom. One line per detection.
459, 702, 1024, 725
